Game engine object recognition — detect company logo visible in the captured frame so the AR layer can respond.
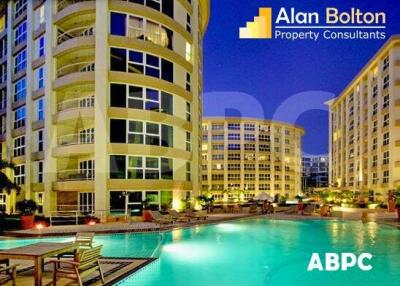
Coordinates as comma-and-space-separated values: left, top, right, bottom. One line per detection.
239, 7, 387, 41
239, 8, 272, 39
307, 253, 373, 271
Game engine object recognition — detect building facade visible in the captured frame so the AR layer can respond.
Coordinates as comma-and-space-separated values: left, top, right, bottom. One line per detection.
0, 0, 209, 216
327, 36, 400, 197
301, 155, 329, 191
201, 117, 304, 202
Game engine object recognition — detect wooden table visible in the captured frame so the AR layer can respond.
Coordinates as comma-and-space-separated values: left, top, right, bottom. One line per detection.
0, 242, 77, 286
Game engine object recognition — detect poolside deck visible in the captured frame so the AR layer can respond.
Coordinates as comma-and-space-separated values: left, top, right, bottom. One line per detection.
2, 257, 155, 286
3, 213, 257, 238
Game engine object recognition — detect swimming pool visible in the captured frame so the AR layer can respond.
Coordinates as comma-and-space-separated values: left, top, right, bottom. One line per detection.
1, 218, 399, 286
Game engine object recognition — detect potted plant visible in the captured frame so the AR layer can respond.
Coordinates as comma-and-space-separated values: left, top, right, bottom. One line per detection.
197, 195, 214, 213
295, 195, 304, 214
142, 199, 153, 222
16, 199, 38, 229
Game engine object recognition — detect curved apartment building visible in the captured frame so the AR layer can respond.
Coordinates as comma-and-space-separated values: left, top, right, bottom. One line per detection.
0, 0, 209, 217
201, 117, 304, 201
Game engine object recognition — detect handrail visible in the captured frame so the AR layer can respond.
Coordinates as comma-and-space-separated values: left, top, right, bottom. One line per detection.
49, 209, 108, 226
56, 61, 95, 78
127, 27, 171, 49
57, 96, 94, 111
57, 169, 95, 181
57, 0, 93, 13
57, 132, 95, 146
57, 26, 95, 45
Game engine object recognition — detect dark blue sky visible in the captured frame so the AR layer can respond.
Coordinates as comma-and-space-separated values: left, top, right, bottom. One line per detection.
202, 0, 400, 155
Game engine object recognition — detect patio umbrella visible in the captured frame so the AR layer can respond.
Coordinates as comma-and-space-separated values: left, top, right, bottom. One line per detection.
254, 192, 274, 202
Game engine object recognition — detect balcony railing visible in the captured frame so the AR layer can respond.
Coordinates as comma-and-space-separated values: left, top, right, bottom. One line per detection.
58, 132, 94, 146
57, 96, 94, 112
56, 61, 95, 78
57, 0, 92, 12
57, 26, 95, 45
57, 169, 95, 181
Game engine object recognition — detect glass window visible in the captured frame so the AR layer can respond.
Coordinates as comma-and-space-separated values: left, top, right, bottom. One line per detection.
34, 5, 45, 30
35, 67, 44, 89
128, 121, 144, 144
110, 12, 126, 36
110, 155, 126, 179
14, 77, 26, 102
37, 161, 43, 183
185, 132, 191, 151
186, 102, 191, 122
13, 135, 25, 157
161, 125, 173, 147
0, 15, 6, 33
14, 49, 26, 73
14, 106, 25, 129
14, 0, 27, 18
14, 21, 26, 46
14, 164, 25, 185
110, 48, 127, 72
36, 98, 44, 121
110, 83, 127, 107
145, 157, 159, 179
36, 36, 45, 58
128, 156, 143, 179
161, 158, 173, 180
37, 130, 43, 152
110, 119, 126, 143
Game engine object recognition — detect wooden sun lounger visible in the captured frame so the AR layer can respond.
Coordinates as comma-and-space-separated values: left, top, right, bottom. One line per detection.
150, 211, 174, 225
0, 264, 19, 286
185, 210, 207, 220
168, 210, 192, 222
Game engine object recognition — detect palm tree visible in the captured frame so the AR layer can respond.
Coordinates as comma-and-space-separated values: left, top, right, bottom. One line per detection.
0, 159, 21, 195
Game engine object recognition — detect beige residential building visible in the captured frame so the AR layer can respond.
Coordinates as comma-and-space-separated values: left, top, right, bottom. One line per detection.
327, 35, 400, 198
0, 0, 209, 216
201, 117, 304, 201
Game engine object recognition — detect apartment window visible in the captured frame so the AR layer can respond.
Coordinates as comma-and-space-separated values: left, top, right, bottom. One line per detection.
14, 77, 26, 102
110, 48, 174, 82
244, 123, 255, 131
212, 134, 224, 141
212, 154, 224, 160
0, 89, 6, 109
274, 184, 281, 190
185, 42, 192, 62
244, 144, 255, 151
259, 164, 270, 171
228, 164, 240, 170
383, 56, 389, 71
186, 132, 191, 152
212, 124, 224, 130
34, 5, 45, 30
383, 170, 389, 184
186, 13, 191, 33
228, 174, 240, 180
372, 85, 378, 98
259, 173, 270, 181
186, 73, 191, 92
383, 151, 389, 165
372, 173, 378, 184
37, 130, 43, 151
186, 162, 191, 181
383, 75, 390, 89
259, 134, 270, 142
0, 63, 6, 84
382, 95, 389, 109
36, 36, 45, 58
212, 144, 224, 150
0, 193, 6, 212
14, 164, 25, 185
186, 102, 191, 122
125, 0, 173, 18
37, 161, 43, 183
228, 123, 240, 130
259, 184, 270, 191
13, 136, 25, 157
13, 106, 25, 129
110, 83, 173, 115
36, 98, 44, 121
228, 133, 240, 141
244, 164, 255, 170
14, 21, 26, 46
383, 113, 389, 127
14, 49, 26, 73
228, 144, 240, 150
372, 155, 377, 167
244, 174, 255, 180
228, 153, 240, 161
125, 156, 172, 180
0, 15, 5, 33
14, 0, 27, 18
372, 121, 378, 133
244, 134, 255, 141
372, 102, 378, 116
35, 67, 44, 89
383, 132, 389, 146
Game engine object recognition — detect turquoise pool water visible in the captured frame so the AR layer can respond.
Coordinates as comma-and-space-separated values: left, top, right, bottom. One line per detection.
1, 218, 399, 286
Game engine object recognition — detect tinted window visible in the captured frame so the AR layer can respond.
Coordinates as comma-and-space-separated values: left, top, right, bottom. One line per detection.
110, 83, 126, 107
161, 158, 173, 180
110, 48, 126, 72
161, 59, 173, 82
110, 12, 126, 36
110, 119, 126, 143
162, 0, 174, 18
161, 125, 173, 147
161, 92, 173, 115
110, 155, 126, 179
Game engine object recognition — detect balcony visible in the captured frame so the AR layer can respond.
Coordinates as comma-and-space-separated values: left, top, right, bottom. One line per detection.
57, 0, 93, 13
53, 132, 95, 157
54, 96, 95, 123
57, 169, 94, 181
53, 168, 95, 191
54, 26, 95, 57
54, 61, 95, 90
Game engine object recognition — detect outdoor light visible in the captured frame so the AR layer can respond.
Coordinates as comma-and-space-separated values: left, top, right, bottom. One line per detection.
87, 220, 97, 226
35, 223, 44, 230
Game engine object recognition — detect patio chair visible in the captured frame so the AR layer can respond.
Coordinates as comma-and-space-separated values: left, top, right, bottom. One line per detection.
0, 264, 19, 286
168, 210, 192, 223
284, 205, 298, 214
57, 232, 95, 261
0, 258, 9, 267
150, 211, 174, 225
302, 204, 316, 216
185, 209, 207, 220
50, 245, 104, 286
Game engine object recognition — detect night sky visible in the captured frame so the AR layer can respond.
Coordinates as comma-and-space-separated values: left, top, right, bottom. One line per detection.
202, 0, 400, 155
